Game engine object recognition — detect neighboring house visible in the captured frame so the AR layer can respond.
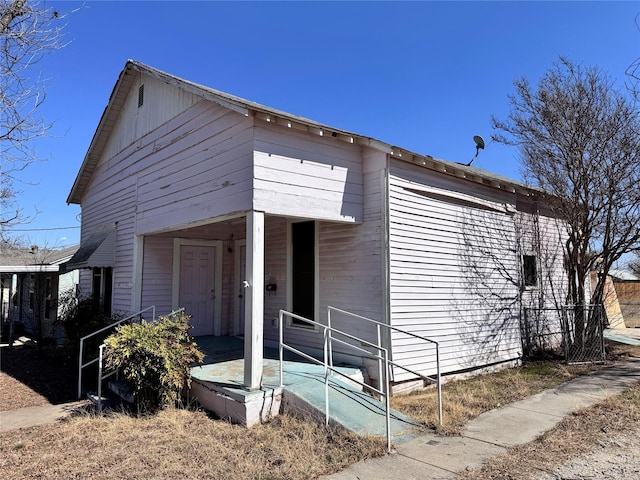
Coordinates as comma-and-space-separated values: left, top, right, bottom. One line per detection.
66, 60, 567, 391
609, 270, 640, 328
0, 245, 79, 344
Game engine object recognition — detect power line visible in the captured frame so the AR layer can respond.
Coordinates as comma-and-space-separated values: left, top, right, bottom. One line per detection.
5, 226, 80, 232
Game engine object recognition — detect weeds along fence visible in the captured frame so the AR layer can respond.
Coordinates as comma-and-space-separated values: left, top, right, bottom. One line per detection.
522, 305, 605, 364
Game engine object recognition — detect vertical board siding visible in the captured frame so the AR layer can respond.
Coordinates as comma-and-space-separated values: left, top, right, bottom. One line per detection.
253, 123, 363, 222
388, 165, 523, 381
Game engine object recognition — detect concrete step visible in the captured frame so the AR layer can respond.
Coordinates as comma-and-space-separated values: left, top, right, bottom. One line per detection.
86, 392, 120, 410
283, 374, 424, 443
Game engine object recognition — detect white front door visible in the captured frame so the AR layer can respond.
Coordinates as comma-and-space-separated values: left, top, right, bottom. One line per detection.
179, 244, 216, 336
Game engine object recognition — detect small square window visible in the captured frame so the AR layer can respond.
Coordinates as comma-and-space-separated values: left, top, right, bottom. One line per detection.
523, 255, 538, 287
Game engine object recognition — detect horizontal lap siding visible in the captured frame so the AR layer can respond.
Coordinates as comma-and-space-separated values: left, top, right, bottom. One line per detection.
388, 168, 522, 381
263, 217, 289, 343
102, 74, 201, 162
253, 124, 363, 222
517, 210, 568, 340
140, 237, 173, 314
267, 167, 385, 354
134, 104, 254, 234
79, 78, 253, 314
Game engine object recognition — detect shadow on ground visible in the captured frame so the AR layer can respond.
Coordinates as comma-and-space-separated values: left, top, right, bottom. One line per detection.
0, 345, 78, 406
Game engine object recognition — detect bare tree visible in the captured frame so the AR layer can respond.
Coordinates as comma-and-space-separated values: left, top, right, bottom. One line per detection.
492, 58, 640, 353
629, 257, 640, 277
1, 0, 66, 231
627, 13, 640, 101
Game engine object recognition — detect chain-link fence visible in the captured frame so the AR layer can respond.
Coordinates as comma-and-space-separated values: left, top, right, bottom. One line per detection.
522, 307, 565, 359
522, 305, 605, 364
561, 304, 606, 364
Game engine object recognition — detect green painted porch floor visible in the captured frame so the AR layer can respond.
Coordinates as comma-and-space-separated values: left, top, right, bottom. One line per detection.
191, 336, 424, 442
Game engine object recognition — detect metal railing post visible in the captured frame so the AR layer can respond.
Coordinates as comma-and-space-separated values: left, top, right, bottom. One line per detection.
77, 338, 84, 399
436, 343, 442, 426
279, 310, 284, 388
324, 327, 330, 426
327, 308, 334, 369
383, 347, 391, 453
376, 323, 383, 394
97, 344, 104, 414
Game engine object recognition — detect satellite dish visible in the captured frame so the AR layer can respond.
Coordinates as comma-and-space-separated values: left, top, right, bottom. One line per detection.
466, 135, 485, 166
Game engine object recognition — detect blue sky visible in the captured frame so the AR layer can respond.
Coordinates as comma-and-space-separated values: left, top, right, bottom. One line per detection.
8, 0, 639, 249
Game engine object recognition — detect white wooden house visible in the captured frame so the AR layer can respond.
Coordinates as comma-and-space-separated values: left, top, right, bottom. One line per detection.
67, 60, 566, 393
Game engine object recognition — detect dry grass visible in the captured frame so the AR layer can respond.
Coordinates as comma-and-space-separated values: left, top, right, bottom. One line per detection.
2, 340, 639, 479
0, 407, 387, 479
457, 382, 640, 479
391, 361, 595, 435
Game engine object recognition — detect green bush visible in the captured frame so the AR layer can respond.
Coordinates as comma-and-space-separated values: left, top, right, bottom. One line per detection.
104, 311, 204, 413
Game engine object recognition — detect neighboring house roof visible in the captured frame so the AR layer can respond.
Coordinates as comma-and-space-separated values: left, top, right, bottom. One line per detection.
0, 245, 79, 273
609, 270, 640, 282
67, 60, 540, 205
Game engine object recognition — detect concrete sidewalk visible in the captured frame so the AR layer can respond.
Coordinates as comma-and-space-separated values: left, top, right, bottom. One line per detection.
0, 400, 89, 433
322, 359, 640, 480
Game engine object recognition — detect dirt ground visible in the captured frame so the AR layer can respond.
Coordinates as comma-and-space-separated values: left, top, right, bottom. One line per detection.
533, 426, 640, 480
0, 344, 77, 410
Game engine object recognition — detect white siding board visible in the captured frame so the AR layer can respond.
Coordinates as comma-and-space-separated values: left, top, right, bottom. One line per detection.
253, 123, 363, 222
139, 236, 173, 315
102, 74, 202, 163
77, 91, 254, 314
388, 161, 522, 381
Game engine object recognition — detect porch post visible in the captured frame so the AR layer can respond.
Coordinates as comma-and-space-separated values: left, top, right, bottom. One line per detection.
132, 235, 144, 313
244, 211, 264, 390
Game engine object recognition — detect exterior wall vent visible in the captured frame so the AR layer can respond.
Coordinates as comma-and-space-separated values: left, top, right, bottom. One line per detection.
138, 84, 144, 108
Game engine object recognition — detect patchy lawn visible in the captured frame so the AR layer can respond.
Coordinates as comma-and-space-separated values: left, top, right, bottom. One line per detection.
391, 339, 640, 435
0, 345, 77, 410
0, 408, 386, 479
1, 339, 639, 479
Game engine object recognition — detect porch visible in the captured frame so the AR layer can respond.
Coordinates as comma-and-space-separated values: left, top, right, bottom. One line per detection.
189, 335, 368, 428
189, 324, 428, 447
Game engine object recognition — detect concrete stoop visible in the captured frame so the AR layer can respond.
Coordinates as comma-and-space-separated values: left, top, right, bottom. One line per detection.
282, 374, 424, 443
189, 358, 424, 439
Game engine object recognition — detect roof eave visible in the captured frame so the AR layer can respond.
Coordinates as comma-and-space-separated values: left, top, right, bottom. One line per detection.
67, 60, 540, 205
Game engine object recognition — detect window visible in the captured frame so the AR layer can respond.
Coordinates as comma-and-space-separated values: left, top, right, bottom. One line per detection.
523, 255, 538, 288
92, 267, 113, 315
290, 221, 316, 328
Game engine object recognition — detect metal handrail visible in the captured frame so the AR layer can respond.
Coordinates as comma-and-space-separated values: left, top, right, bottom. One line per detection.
279, 309, 392, 452
327, 306, 443, 427
77, 306, 156, 399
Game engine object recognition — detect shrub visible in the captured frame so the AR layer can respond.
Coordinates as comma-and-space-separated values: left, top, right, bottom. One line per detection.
56, 291, 123, 359
103, 311, 204, 413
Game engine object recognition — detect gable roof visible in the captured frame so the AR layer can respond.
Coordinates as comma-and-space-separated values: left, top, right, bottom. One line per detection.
67, 60, 537, 205
0, 245, 79, 273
